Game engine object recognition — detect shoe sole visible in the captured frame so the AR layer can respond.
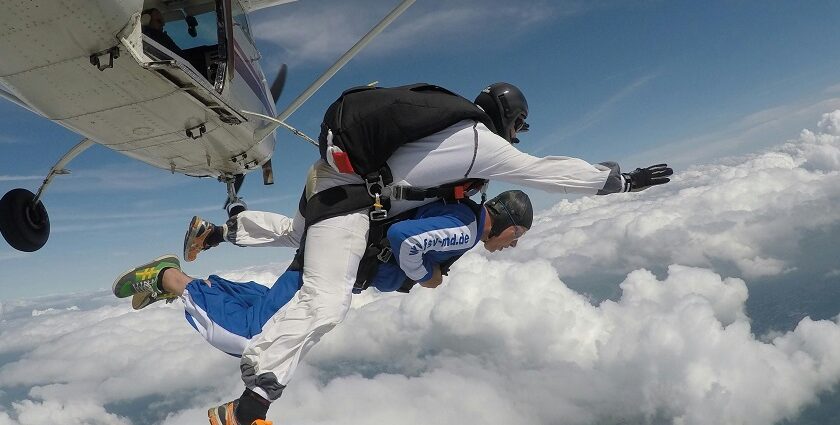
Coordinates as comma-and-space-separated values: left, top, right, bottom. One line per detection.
207, 407, 221, 425
111, 254, 179, 298
207, 403, 236, 425
131, 291, 177, 310
131, 292, 151, 310
184, 216, 205, 262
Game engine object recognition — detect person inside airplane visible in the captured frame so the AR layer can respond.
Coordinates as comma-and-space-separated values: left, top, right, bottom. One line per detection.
141, 8, 186, 57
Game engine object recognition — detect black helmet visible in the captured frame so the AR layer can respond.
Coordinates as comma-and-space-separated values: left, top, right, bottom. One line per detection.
485, 190, 533, 238
474, 82, 529, 144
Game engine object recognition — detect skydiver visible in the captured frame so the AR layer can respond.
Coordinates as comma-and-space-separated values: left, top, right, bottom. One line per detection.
190, 82, 673, 425
113, 190, 532, 364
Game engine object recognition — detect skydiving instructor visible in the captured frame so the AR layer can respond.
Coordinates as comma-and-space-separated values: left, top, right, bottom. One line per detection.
204, 82, 673, 425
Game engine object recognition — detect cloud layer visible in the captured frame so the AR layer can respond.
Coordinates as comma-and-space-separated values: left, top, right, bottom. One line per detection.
2, 111, 840, 424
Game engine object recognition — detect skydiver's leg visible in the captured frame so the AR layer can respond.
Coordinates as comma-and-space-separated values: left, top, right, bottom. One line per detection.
159, 267, 193, 296
184, 210, 305, 261
226, 209, 305, 248
233, 211, 370, 422
180, 269, 304, 357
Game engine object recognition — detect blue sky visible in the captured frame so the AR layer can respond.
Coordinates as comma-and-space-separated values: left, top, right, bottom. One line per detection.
3, 0, 840, 300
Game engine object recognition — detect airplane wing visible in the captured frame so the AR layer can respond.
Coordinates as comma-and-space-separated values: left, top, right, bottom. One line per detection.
0, 83, 41, 116
240, 0, 298, 13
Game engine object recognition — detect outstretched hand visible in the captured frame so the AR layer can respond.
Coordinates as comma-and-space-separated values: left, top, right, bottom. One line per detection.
623, 164, 673, 192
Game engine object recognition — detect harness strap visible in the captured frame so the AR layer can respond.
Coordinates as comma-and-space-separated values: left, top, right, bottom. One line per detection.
304, 184, 372, 226
389, 179, 488, 202
353, 207, 417, 292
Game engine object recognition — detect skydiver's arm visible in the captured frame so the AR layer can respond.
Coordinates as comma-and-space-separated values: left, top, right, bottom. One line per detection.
387, 215, 476, 283
470, 127, 671, 194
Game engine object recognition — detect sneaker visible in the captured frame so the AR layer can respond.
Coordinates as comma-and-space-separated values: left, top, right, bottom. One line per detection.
184, 216, 222, 262
112, 255, 180, 299
131, 290, 178, 310
207, 400, 272, 425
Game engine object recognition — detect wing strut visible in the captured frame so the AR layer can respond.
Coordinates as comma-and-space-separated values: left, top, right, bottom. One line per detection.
275, 0, 416, 122
0, 138, 95, 252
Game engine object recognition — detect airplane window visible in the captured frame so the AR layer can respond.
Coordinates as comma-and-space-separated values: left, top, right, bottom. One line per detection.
231, 0, 255, 43
166, 11, 219, 50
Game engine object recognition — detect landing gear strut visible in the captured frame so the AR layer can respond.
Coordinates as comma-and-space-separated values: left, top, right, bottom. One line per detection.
222, 174, 246, 217
0, 138, 94, 252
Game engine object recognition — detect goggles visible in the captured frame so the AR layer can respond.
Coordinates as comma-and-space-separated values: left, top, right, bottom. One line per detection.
514, 114, 529, 133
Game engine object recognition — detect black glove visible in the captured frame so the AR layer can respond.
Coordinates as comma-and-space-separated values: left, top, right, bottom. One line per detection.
622, 164, 673, 192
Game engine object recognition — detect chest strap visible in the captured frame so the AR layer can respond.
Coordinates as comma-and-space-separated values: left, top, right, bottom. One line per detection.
388, 179, 487, 203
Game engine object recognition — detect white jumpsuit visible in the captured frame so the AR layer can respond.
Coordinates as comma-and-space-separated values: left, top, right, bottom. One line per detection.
238, 120, 623, 400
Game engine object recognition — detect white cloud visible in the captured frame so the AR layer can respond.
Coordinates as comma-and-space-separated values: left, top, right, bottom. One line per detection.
0, 135, 21, 144
9, 400, 130, 425
288, 261, 840, 425
0, 176, 40, 182
1, 110, 840, 424
251, 0, 564, 66
30, 306, 78, 317
625, 94, 840, 169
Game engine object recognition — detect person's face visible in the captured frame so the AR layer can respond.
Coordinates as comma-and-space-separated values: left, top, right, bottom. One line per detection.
149, 10, 165, 30
483, 225, 527, 252
508, 113, 528, 141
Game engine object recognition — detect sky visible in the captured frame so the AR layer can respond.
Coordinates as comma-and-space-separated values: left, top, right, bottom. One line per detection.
2, 0, 840, 422
3, 0, 840, 299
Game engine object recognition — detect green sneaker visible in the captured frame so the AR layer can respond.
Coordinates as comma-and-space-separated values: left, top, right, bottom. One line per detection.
112, 254, 180, 299
131, 290, 178, 310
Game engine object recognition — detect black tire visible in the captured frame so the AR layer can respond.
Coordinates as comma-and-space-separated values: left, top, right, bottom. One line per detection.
0, 188, 50, 252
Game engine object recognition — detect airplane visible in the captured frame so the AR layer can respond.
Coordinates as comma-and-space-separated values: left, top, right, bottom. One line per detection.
0, 0, 415, 252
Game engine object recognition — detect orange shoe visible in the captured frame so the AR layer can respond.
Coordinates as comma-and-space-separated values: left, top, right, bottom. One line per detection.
207, 400, 272, 425
183, 216, 222, 262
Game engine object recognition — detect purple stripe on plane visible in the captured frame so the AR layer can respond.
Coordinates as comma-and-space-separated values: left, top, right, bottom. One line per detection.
232, 42, 274, 114
233, 41, 261, 80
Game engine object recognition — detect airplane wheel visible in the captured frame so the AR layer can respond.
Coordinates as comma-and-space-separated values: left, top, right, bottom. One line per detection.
0, 188, 50, 252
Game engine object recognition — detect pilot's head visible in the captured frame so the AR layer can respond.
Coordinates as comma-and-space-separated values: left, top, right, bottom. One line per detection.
142, 8, 165, 31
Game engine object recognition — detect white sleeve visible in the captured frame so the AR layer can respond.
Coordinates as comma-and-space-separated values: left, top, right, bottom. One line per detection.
227, 210, 304, 248
469, 126, 612, 195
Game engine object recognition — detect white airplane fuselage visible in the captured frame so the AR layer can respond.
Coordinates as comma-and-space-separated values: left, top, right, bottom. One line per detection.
0, 0, 286, 179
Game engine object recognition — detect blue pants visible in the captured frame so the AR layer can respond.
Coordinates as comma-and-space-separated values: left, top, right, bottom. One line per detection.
181, 269, 303, 356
